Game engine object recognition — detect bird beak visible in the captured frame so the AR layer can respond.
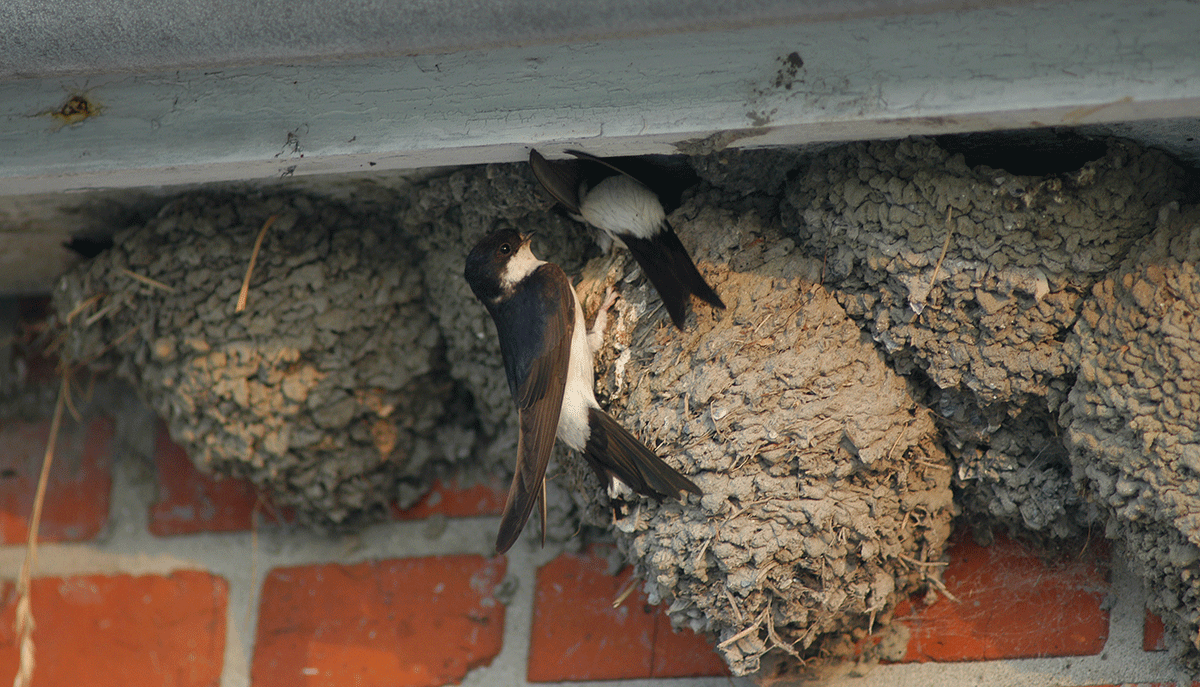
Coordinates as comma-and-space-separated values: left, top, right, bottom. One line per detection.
520, 232, 536, 247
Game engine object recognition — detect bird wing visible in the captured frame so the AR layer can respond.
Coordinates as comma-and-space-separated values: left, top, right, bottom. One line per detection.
564, 149, 632, 181
493, 263, 576, 553
621, 222, 726, 329
529, 150, 584, 214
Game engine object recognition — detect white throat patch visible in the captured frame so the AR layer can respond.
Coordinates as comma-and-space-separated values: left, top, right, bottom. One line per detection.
499, 243, 545, 292
579, 175, 665, 239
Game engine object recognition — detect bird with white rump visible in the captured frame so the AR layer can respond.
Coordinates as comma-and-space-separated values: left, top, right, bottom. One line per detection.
530, 149, 725, 330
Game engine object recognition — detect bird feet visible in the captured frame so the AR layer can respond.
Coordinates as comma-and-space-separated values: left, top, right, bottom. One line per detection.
588, 286, 619, 353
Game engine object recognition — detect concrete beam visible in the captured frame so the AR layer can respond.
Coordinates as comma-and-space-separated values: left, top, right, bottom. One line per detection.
1, 0, 1198, 195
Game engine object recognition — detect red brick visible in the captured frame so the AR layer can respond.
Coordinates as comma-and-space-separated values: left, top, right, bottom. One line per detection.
0, 415, 113, 544
0, 571, 228, 687
894, 530, 1111, 662
528, 549, 728, 682
253, 555, 506, 687
149, 421, 290, 536
391, 475, 508, 520
650, 607, 731, 678
1144, 610, 1168, 651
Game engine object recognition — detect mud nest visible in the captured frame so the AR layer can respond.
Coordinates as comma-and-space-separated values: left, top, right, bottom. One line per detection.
53, 193, 465, 526
1063, 203, 1200, 671
571, 194, 955, 675
783, 138, 1187, 539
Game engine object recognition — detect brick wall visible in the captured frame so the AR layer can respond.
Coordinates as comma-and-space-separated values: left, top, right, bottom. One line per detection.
0, 412, 1192, 686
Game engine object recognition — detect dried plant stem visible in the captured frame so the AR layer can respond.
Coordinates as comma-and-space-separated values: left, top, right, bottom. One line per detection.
723, 586, 744, 624
120, 268, 175, 293
926, 572, 961, 604
12, 374, 68, 687
612, 574, 641, 609
718, 608, 768, 649
926, 206, 955, 297
63, 293, 104, 324
899, 554, 948, 568
237, 214, 279, 313
77, 324, 140, 368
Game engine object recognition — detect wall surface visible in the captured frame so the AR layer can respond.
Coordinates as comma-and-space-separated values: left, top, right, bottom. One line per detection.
0, 364, 1191, 687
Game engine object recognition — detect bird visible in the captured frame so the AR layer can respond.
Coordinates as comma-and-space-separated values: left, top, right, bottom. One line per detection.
464, 228, 702, 553
529, 149, 725, 330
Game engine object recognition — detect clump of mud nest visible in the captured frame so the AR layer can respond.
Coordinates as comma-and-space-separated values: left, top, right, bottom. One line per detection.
1063, 202, 1200, 670
783, 137, 1186, 540
53, 193, 465, 526
570, 194, 955, 675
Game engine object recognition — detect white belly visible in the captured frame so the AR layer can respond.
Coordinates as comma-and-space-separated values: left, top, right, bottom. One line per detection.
556, 291, 599, 450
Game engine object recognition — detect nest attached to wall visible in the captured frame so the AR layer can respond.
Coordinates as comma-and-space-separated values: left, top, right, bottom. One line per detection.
54, 192, 463, 526
1063, 203, 1200, 671
568, 195, 955, 675
783, 138, 1186, 540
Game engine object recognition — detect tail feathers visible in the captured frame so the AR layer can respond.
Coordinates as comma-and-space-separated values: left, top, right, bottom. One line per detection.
660, 224, 725, 311
583, 408, 702, 499
492, 460, 550, 554
622, 223, 724, 329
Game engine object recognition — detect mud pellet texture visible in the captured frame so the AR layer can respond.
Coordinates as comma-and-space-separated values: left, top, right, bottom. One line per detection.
1063, 203, 1200, 672
783, 138, 1186, 539
574, 197, 954, 675
54, 193, 461, 527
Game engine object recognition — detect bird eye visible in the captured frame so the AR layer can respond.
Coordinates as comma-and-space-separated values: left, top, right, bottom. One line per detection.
499, 243, 511, 255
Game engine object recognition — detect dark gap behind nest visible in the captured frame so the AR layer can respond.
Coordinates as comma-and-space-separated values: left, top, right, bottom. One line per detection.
936, 129, 1109, 176
63, 235, 114, 258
